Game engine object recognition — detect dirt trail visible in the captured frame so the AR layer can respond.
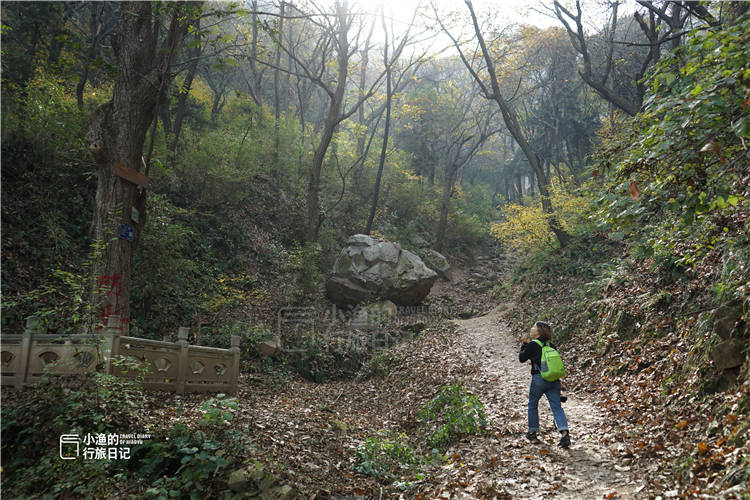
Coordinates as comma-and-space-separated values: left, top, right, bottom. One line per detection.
431, 309, 647, 499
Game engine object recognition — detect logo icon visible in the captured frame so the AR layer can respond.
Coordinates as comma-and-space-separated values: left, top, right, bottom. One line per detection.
59, 434, 80, 460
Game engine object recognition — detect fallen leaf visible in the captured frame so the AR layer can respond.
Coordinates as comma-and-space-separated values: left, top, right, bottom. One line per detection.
700, 138, 721, 154
629, 181, 641, 200
699, 138, 726, 164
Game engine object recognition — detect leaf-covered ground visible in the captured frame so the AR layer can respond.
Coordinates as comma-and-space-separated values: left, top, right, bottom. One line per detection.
110, 252, 748, 499
130, 255, 750, 498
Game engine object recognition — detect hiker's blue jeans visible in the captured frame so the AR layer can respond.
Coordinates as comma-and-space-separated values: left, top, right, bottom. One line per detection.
528, 373, 568, 433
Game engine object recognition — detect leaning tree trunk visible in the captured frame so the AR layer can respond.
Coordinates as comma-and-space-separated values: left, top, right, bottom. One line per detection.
86, 2, 193, 331
272, 1, 285, 190
305, 3, 350, 243
464, 0, 570, 248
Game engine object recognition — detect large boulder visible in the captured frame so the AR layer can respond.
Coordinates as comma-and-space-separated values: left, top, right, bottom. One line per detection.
326, 235, 437, 307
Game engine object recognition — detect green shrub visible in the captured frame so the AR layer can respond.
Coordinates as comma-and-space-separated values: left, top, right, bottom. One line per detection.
134, 395, 245, 499
594, 13, 750, 267
136, 422, 230, 500
356, 352, 402, 381
1, 359, 146, 497
354, 432, 418, 480
418, 383, 487, 451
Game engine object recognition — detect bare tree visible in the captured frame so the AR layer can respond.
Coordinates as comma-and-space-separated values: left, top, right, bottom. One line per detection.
437, 0, 570, 247
435, 97, 499, 251
364, 7, 425, 235
552, 0, 694, 116
272, 1, 287, 188
168, 19, 203, 163
262, 1, 387, 242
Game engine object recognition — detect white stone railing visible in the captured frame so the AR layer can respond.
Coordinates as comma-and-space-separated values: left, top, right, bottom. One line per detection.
0, 316, 240, 394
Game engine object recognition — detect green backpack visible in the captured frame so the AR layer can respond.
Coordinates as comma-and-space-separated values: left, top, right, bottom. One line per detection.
533, 339, 566, 382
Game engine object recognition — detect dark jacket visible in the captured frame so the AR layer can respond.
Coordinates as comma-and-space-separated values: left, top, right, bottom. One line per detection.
519, 339, 557, 375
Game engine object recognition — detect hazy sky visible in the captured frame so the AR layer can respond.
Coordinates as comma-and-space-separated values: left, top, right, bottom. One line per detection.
378, 0, 562, 31
362, 0, 568, 58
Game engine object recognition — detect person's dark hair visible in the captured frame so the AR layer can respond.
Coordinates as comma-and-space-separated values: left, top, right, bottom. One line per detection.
535, 321, 553, 341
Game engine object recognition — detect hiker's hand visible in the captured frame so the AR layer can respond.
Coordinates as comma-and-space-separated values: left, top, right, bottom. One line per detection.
520, 333, 530, 343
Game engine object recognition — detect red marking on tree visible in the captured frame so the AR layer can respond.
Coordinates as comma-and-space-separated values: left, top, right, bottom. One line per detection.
97, 274, 122, 296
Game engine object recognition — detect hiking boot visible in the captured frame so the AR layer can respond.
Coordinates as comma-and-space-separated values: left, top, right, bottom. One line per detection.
558, 432, 571, 449
526, 431, 541, 444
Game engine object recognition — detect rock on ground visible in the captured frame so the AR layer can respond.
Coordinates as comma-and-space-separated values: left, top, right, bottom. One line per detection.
326, 234, 437, 307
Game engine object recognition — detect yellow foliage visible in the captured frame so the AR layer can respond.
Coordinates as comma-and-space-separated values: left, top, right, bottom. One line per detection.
490, 182, 587, 251
189, 76, 214, 108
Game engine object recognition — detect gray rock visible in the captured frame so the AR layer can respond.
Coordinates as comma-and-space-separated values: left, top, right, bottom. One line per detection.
326, 235, 437, 307
228, 469, 250, 492
347, 234, 376, 246
713, 302, 744, 340
326, 277, 373, 305
424, 249, 451, 280
257, 339, 282, 358
350, 300, 398, 329
710, 339, 746, 371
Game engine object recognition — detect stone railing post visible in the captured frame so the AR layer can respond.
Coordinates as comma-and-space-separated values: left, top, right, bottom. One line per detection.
105, 315, 121, 375
230, 335, 241, 394
176, 327, 189, 394
17, 317, 42, 389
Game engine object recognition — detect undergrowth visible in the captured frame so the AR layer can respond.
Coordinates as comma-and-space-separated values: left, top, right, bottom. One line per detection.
354, 383, 486, 485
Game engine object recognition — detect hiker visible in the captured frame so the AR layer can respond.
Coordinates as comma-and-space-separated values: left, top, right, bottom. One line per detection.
519, 321, 570, 448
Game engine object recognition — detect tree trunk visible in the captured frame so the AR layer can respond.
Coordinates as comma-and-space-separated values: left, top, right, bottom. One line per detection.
86, 2, 193, 330
160, 99, 172, 136
169, 23, 201, 163
354, 15, 377, 189
435, 165, 457, 252
364, 13, 392, 235
249, 1, 262, 102
76, 4, 101, 110
463, 0, 569, 248
307, 96, 343, 242
272, 2, 285, 189
305, 2, 350, 242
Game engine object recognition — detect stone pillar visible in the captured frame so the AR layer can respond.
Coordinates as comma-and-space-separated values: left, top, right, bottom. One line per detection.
105, 315, 121, 375
176, 327, 189, 394
230, 335, 241, 394
17, 317, 42, 389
